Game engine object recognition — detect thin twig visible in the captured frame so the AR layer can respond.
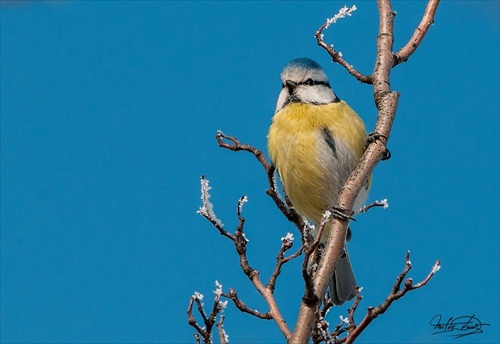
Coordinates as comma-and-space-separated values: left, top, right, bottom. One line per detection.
345, 254, 441, 343
301, 211, 332, 304
187, 297, 209, 342
346, 288, 363, 333
222, 288, 273, 320
268, 238, 303, 292
357, 199, 388, 214
394, 0, 440, 66
197, 175, 293, 340
216, 315, 228, 344
315, 23, 373, 84
216, 131, 306, 231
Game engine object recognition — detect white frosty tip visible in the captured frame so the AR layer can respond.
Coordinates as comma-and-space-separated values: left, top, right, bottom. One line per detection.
242, 233, 250, 242
238, 196, 248, 211
192, 291, 204, 300
221, 326, 229, 343
432, 265, 441, 274
381, 198, 389, 208
322, 210, 332, 221
339, 315, 349, 324
281, 232, 294, 242
214, 280, 223, 297
197, 176, 224, 228
219, 300, 228, 311
325, 5, 357, 29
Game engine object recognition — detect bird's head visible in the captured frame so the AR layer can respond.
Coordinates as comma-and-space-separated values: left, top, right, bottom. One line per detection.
275, 58, 339, 112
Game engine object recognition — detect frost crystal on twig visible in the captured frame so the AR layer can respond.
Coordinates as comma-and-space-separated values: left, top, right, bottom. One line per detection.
242, 233, 249, 242
218, 300, 228, 312
357, 199, 389, 213
432, 264, 441, 274
219, 320, 229, 343
214, 280, 223, 297
281, 232, 294, 242
302, 222, 312, 236
197, 176, 224, 228
316, 317, 332, 343
238, 196, 248, 211
192, 291, 204, 301
321, 210, 332, 224
324, 5, 357, 30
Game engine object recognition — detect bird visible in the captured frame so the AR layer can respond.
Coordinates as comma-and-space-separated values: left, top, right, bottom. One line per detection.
267, 57, 370, 305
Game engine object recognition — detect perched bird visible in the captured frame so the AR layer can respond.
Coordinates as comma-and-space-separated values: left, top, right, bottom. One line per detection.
267, 57, 370, 305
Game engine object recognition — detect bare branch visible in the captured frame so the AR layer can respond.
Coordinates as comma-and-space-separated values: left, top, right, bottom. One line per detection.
345, 254, 440, 343
187, 297, 210, 342
300, 210, 333, 305
320, 294, 335, 319
222, 288, 273, 320
197, 176, 235, 241
268, 236, 303, 292
216, 315, 229, 344
315, 6, 373, 84
216, 130, 272, 173
394, 0, 440, 66
196, 175, 293, 340
216, 131, 306, 232
346, 288, 363, 334
195, 297, 210, 325
357, 199, 389, 214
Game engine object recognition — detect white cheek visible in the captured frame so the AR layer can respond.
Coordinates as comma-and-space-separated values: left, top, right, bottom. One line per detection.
275, 89, 289, 112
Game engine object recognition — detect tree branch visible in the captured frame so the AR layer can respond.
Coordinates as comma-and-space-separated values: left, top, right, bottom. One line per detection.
268, 235, 303, 292
315, 6, 373, 84
216, 131, 306, 232
290, 1, 440, 342
187, 287, 227, 344
222, 288, 273, 320
196, 177, 293, 340
394, 0, 440, 66
187, 297, 210, 342
216, 315, 228, 344
345, 253, 441, 343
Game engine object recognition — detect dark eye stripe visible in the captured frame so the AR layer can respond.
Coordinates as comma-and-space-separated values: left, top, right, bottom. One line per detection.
298, 80, 330, 87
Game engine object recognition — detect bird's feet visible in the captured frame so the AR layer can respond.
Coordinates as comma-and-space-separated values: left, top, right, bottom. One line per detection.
330, 205, 356, 222
367, 132, 391, 160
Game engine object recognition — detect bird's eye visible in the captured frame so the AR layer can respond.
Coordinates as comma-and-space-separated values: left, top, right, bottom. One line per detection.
305, 78, 314, 86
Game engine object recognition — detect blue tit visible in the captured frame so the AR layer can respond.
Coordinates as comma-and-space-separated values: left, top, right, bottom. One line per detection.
267, 58, 370, 305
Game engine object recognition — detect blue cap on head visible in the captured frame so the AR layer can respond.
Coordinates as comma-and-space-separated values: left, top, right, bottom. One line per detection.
284, 58, 323, 71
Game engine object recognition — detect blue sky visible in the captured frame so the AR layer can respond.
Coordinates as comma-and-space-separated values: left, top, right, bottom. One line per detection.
1, 1, 498, 343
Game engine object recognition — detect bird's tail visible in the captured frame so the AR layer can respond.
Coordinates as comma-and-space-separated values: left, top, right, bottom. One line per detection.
329, 246, 357, 305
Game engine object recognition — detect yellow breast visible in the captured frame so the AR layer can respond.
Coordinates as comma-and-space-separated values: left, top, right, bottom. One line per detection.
268, 101, 368, 223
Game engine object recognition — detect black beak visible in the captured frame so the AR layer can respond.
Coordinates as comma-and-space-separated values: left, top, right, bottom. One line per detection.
285, 80, 297, 92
